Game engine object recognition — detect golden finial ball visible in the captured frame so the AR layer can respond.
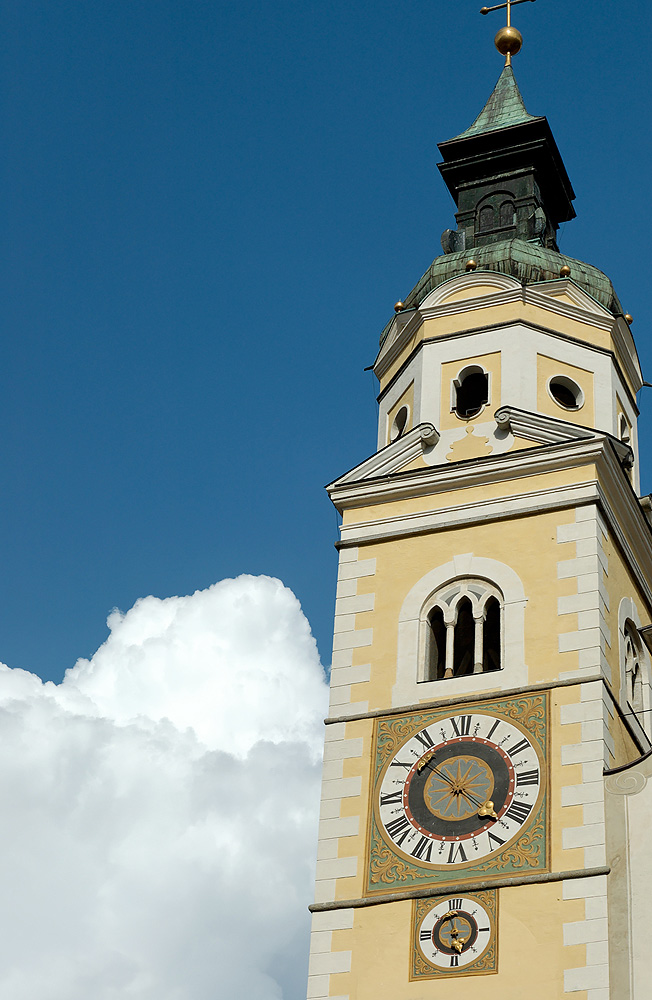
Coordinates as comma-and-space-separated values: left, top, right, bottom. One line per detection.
625, 313, 633, 325
495, 25, 523, 57
465, 259, 478, 272
559, 265, 571, 278
394, 301, 405, 313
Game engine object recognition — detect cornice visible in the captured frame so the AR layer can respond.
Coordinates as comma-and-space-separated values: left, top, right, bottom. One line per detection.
375, 280, 622, 382
495, 406, 634, 467
328, 435, 609, 510
329, 408, 633, 510
336, 479, 598, 546
309, 866, 611, 913
494, 405, 595, 444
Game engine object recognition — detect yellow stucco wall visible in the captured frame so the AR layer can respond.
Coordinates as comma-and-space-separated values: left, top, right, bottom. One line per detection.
439, 284, 503, 303
329, 883, 586, 1000
345, 506, 577, 711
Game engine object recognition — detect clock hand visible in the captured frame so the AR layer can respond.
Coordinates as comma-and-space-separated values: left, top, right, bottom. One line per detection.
446, 915, 467, 954
418, 754, 487, 811
417, 752, 502, 823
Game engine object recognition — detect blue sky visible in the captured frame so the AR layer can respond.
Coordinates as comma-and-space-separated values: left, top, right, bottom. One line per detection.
0, 0, 650, 682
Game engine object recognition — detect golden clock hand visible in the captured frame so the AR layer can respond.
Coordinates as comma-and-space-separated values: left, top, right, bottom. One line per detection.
447, 918, 467, 953
478, 799, 498, 820
416, 749, 437, 772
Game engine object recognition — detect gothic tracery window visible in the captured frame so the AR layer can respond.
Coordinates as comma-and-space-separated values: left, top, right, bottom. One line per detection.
423, 580, 503, 681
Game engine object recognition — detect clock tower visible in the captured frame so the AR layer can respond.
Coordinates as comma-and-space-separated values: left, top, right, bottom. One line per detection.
306, 13, 652, 1000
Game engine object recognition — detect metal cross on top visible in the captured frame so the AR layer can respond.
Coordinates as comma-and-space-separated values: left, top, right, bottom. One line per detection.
480, 0, 537, 64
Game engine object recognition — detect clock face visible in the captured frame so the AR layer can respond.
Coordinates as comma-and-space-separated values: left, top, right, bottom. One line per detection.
376, 710, 543, 867
417, 895, 493, 971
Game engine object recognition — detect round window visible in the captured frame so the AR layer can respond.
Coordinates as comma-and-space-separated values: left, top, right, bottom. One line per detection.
548, 375, 584, 411
390, 405, 409, 441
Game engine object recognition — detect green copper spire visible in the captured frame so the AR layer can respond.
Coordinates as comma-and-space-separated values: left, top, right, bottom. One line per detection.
452, 65, 539, 140
437, 66, 575, 255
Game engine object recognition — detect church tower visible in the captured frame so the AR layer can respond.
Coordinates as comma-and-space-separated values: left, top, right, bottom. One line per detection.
306, 9, 652, 1000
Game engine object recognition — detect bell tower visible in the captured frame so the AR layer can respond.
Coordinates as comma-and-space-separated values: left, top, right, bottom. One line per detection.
306, 9, 652, 1000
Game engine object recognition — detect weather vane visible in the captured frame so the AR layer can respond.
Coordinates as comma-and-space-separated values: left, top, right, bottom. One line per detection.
480, 0, 536, 65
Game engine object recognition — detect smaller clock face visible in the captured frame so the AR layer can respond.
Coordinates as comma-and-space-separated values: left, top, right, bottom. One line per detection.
376, 710, 543, 867
417, 895, 493, 971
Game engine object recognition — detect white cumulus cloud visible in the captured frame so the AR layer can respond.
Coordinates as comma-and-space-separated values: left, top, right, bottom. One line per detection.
0, 575, 328, 1000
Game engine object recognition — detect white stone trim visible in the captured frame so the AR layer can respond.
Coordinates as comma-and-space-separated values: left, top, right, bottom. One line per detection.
335, 594, 375, 615
557, 507, 611, 683
328, 549, 374, 716
330, 664, 371, 688
421, 269, 521, 308
306, 908, 354, 999
339, 480, 598, 546
392, 553, 527, 707
562, 874, 609, 998
313, 725, 364, 906
560, 680, 610, 885
337, 558, 376, 581
495, 405, 598, 446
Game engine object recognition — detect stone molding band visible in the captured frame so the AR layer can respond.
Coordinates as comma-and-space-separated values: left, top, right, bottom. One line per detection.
308, 866, 611, 913
324, 673, 603, 725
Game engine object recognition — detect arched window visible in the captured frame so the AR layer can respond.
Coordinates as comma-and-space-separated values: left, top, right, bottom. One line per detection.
426, 606, 446, 679
483, 597, 501, 671
624, 620, 644, 717
499, 201, 515, 228
453, 365, 489, 419
478, 205, 494, 231
424, 580, 503, 681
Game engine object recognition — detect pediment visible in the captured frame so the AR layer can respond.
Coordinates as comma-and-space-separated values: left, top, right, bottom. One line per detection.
420, 271, 520, 308
495, 406, 633, 466
530, 278, 613, 318
328, 408, 633, 494
328, 423, 439, 488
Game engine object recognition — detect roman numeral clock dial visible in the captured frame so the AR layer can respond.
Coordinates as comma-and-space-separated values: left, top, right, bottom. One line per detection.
373, 708, 545, 876
411, 890, 499, 979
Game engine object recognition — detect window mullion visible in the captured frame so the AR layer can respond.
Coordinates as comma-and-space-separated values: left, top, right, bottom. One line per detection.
444, 621, 455, 679
473, 614, 484, 674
